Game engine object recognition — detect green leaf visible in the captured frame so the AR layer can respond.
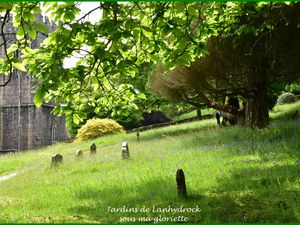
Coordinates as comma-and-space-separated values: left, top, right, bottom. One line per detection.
16, 28, 24, 37
28, 13, 36, 22
129, 70, 136, 78
32, 6, 42, 14
23, 12, 35, 23
141, 27, 152, 39
7, 44, 19, 54
121, 110, 130, 117
28, 28, 37, 39
52, 106, 60, 115
34, 88, 46, 107
161, 26, 172, 39
177, 52, 191, 65
150, 54, 160, 62
73, 113, 82, 125
34, 23, 48, 33
64, 12, 75, 21
132, 28, 140, 39
176, 39, 187, 50
103, 79, 111, 89
12, 62, 26, 72
138, 93, 147, 100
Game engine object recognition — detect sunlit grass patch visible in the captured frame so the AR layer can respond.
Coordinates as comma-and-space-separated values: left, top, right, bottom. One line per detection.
270, 100, 300, 121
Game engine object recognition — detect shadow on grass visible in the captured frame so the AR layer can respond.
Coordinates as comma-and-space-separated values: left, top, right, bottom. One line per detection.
69, 162, 299, 223
69, 178, 176, 222
219, 164, 300, 191
208, 163, 300, 223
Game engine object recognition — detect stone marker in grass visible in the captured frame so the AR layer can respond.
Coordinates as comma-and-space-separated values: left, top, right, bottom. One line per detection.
75, 149, 83, 159
90, 143, 96, 155
51, 154, 63, 168
122, 142, 130, 159
176, 169, 187, 198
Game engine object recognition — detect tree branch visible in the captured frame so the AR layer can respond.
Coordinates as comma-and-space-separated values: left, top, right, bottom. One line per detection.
0, 10, 13, 87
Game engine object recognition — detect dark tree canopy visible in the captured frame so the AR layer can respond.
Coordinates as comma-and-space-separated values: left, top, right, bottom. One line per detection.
149, 3, 300, 128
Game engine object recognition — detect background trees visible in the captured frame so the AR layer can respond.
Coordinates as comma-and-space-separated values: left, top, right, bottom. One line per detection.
0, 2, 299, 130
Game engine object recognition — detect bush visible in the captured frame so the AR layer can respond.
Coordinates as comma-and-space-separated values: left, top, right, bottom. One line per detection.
75, 118, 124, 142
276, 93, 296, 105
141, 111, 170, 126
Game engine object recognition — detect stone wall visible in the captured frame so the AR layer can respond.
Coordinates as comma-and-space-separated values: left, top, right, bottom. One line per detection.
0, 14, 68, 151
0, 72, 33, 106
0, 13, 56, 106
0, 104, 68, 151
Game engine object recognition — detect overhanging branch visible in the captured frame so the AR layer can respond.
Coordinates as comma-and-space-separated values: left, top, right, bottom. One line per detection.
0, 10, 13, 87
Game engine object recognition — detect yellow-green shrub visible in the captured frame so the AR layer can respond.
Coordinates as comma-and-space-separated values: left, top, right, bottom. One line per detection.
75, 118, 124, 142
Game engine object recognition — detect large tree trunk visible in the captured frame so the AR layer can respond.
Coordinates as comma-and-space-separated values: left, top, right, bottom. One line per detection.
244, 87, 269, 128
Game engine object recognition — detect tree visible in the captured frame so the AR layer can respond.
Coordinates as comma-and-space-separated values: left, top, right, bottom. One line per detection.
0, 2, 299, 128
0, 2, 210, 124
149, 3, 300, 128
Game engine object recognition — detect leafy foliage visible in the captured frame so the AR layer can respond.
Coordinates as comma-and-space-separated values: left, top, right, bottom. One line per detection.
65, 62, 170, 135
75, 118, 124, 142
0, 2, 299, 129
284, 80, 300, 95
0, 2, 213, 116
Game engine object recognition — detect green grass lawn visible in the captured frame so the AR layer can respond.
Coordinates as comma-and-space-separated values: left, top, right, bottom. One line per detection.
0, 102, 299, 223
173, 108, 215, 121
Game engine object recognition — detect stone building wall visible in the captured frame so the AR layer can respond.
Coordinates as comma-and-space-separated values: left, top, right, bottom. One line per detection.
0, 14, 55, 106
0, 105, 67, 150
0, 72, 33, 106
0, 14, 68, 151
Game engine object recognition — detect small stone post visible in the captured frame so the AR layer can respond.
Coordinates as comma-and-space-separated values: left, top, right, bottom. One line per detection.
90, 143, 96, 155
75, 149, 83, 159
51, 153, 63, 168
122, 142, 130, 159
216, 112, 221, 125
196, 108, 202, 119
136, 132, 140, 142
176, 169, 187, 198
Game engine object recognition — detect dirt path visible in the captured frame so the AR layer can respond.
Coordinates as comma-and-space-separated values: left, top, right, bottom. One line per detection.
0, 164, 41, 183
0, 172, 17, 182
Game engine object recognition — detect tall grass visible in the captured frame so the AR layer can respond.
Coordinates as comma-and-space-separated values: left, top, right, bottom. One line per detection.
0, 102, 299, 223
